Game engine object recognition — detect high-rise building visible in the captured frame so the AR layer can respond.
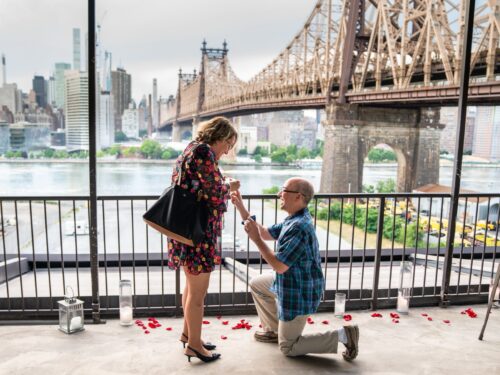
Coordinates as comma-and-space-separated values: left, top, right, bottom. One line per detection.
439, 107, 476, 154
111, 67, 131, 132
64, 70, 88, 150
54, 63, 71, 108
73, 28, 81, 71
152, 78, 158, 130
121, 101, 139, 139
473, 106, 500, 161
32, 75, 47, 108
47, 76, 56, 107
1, 53, 6, 87
0, 121, 9, 153
97, 91, 114, 149
0, 83, 22, 114
8, 121, 51, 152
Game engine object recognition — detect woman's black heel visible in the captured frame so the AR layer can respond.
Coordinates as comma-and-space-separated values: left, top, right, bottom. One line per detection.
185, 345, 221, 363
181, 332, 216, 350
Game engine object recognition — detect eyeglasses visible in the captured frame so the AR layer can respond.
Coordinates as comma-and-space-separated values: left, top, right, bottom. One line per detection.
279, 186, 303, 195
225, 139, 236, 150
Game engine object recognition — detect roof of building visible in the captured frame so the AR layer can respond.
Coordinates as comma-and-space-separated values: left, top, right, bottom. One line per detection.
413, 184, 489, 203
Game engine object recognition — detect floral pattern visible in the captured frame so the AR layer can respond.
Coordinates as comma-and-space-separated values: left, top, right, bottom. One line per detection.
167, 141, 229, 274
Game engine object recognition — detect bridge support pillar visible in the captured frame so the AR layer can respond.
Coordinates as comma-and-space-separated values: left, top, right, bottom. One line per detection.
192, 117, 200, 140
320, 104, 443, 193
172, 122, 182, 142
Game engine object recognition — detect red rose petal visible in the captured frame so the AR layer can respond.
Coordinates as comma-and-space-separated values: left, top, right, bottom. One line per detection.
202, 320, 210, 324
390, 313, 400, 319
222, 321, 229, 325
216, 315, 222, 320
148, 322, 156, 329
343, 314, 352, 321
144, 330, 150, 334
371, 313, 383, 318
165, 327, 172, 331
427, 317, 433, 321
443, 320, 451, 324
421, 313, 428, 317
322, 320, 329, 325
142, 326, 146, 330
259, 324, 262, 328
221, 335, 227, 340
392, 319, 399, 323
460, 311, 466, 315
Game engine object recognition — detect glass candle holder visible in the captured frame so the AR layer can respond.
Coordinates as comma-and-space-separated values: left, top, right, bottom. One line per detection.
119, 279, 133, 326
397, 261, 413, 314
334, 292, 346, 317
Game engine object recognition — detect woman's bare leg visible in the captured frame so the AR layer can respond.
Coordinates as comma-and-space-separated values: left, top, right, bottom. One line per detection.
183, 267, 212, 356
181, 283, 189, 340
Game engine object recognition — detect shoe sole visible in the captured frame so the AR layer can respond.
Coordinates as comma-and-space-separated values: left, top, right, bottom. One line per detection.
342, 325, 359, 361
254, 336, 278, 343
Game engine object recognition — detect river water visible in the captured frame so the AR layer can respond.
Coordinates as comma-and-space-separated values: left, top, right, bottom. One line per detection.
1, 161, 499, 196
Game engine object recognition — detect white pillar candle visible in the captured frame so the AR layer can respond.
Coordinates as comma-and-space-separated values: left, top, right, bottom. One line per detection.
69, 316, 83, 331
120, 306, 133, 325
397, 294, 409, 314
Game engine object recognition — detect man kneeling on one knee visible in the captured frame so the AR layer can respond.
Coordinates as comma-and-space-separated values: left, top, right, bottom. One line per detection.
230, 178, 359, 360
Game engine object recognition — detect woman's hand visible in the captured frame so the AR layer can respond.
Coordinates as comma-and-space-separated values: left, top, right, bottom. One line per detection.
230, 190, 243, 207
229, 179, 240, 192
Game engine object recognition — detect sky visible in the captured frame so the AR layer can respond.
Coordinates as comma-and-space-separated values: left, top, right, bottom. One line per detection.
0, 0, 313, 103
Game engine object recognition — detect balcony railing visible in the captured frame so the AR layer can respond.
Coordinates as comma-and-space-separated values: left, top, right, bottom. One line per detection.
0, 192, 498, 319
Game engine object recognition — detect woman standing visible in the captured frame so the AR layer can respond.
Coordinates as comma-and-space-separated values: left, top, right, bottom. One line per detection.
167, 116, 239, 363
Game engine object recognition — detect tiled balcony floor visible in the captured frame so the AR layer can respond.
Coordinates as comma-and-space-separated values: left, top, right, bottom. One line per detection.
0, 305, 499, 374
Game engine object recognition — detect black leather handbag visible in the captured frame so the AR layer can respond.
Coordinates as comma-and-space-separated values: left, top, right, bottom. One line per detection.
143, 150, 209, 247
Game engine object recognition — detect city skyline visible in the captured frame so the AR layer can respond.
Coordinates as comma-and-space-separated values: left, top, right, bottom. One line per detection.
0, 0, 312, 101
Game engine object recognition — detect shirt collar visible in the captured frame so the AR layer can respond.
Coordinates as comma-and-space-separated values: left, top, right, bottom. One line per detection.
285, 207, 308, 221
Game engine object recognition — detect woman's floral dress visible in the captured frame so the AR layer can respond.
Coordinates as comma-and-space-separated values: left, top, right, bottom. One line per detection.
167, 141, 229, 274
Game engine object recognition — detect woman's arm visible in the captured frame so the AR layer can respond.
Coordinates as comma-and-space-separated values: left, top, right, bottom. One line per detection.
231, 190, 275, 241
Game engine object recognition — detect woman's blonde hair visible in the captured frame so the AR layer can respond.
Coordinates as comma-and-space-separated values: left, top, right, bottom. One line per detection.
195, 116, 238, 145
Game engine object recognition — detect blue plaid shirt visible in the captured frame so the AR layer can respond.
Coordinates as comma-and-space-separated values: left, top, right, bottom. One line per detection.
268, 208, 324, 321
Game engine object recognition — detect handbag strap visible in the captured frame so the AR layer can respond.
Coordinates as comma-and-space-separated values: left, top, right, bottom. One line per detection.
175, 142, 201, 187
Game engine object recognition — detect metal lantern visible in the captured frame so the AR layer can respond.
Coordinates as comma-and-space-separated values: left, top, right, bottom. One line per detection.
58, 286, 84, 334
397, 260, 413, 314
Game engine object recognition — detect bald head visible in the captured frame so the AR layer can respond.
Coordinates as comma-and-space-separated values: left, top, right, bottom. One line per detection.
287, 178, 315, 205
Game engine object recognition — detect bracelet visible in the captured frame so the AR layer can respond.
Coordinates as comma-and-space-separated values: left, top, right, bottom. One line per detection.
241, 215, 256, 225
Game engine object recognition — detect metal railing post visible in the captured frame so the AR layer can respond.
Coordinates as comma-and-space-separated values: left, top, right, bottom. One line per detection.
88, 0, 101, 322
440, 0, 475, 306
371, 197, 385, 310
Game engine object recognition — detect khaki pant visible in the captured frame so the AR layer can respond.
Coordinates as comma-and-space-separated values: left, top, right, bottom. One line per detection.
250, 273, 339, 356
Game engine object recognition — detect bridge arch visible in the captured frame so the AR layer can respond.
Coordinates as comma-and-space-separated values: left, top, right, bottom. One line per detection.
361, 142, 407, 193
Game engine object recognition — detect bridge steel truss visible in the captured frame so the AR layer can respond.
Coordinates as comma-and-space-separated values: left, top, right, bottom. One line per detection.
165, 0, 500, 127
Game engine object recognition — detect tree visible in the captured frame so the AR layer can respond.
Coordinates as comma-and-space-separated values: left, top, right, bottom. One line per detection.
253, 146, 269, 157
107, 144, 122, 156
376, 179, 396, 193
297, 147, 310, 159
140, 139, 163, 159
252, 154, 262, 163
262, 186, 279, 194
270, 148, 288, 163
368, 148, 396, 163
237, 148, 248, 156
122, 147, 138, 158
362, 184, 375, 193
115, 131, 128, 142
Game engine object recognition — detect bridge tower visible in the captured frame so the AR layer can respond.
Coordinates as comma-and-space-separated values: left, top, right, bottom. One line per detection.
320, 104, 443, 193
172, 40, 230, 142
